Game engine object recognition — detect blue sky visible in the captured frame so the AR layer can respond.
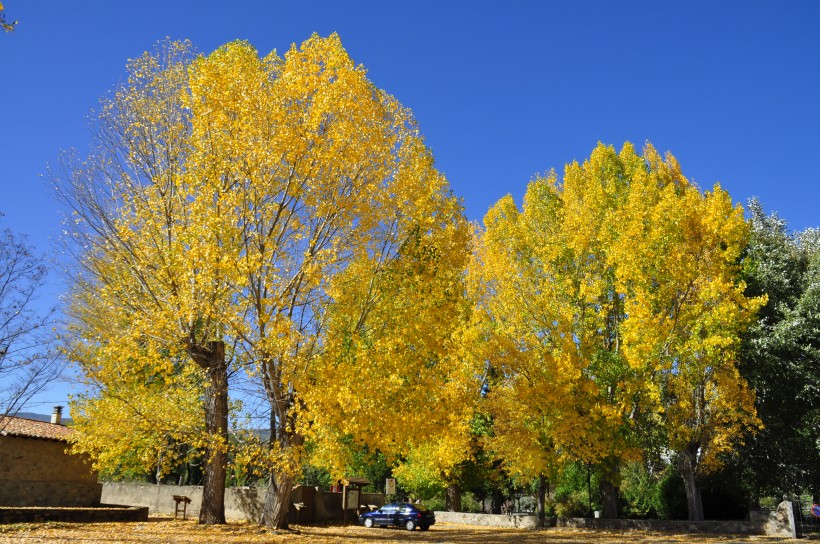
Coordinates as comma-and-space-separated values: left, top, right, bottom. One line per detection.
2, 1, 819, 413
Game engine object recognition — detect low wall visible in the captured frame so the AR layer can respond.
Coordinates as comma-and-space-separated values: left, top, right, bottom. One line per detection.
435, 501, 796, 537
101, 483, 261, 521
101, 483, 386, 523
0, 505, 148, 524
434, 511, 539, 529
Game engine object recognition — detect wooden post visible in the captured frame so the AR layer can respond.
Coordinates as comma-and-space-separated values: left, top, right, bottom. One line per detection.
342, 483, 347, 525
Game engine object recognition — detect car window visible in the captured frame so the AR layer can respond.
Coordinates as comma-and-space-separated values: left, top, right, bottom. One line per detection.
381, 506, 397, 514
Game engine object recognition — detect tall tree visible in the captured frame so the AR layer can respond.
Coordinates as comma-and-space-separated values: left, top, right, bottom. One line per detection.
611, 145, 763, 521
734, 200, 820, 501
475, 145, 649, 520
186, 36, 471, 528
0, 214, 60, 423
55, 39, 233, 524
474, 143, 762, 522
55, 34, 472, 529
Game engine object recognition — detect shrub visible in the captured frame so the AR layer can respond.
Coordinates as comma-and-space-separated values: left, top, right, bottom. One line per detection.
654, 467, 688, 520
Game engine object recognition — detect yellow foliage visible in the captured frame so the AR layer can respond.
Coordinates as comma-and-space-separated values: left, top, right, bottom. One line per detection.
474, 142, 762, 479
62, 34, 475, 491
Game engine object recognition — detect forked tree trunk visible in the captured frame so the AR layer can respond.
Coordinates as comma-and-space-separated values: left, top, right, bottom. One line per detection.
195, 341, 228, 525
446, 483, 462, 512
679, 443, 704, 521
262, 470, 295, 529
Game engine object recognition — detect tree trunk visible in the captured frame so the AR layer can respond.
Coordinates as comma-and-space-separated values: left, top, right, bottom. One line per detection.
599, 475, 619, 519
679, 443, 704, 521
491, 490, 503, 514
446, 483, 462, 512
197, 341, 228, 525
536, 474, 548, 527
262, 470, 295, 529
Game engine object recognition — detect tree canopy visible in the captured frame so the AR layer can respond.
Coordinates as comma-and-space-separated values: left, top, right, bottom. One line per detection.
473, 143, 763, 521
56, 34, 474, 528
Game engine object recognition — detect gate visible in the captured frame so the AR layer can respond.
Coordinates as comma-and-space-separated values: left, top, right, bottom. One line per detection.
793, 499, 820, 537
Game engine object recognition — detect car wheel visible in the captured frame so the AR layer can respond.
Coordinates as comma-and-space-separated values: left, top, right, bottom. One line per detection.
405, 519, 416, 531
363, 518, 374, 528
420, 524, 430, 531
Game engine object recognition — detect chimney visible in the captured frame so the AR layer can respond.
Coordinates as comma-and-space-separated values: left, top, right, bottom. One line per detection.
51, 406, 63, 426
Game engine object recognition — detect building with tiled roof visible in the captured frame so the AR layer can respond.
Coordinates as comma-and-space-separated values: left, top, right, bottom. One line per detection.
0, 415, 74, 441
0, 407, 101, 507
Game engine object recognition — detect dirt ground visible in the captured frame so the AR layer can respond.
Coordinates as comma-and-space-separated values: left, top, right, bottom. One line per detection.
0, 516, 802, 544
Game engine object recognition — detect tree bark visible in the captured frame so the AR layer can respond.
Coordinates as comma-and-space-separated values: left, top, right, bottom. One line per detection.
599, 475, 619, 519
262, 470, 295, 529
195, 341, 228, 525
679, 443, 704, 521
446, 483, 462, 512
536, 474, 548, 527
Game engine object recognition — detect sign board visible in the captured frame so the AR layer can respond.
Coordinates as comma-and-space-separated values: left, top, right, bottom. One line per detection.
345, 488, 359, 510
811, 504, 820, 518
386, 478, 396, 495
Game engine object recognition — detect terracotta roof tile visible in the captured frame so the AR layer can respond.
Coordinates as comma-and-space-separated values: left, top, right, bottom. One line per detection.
0, 416, 74, 441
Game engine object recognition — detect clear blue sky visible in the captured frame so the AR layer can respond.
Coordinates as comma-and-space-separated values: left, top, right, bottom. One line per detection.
2, 1, 819, 414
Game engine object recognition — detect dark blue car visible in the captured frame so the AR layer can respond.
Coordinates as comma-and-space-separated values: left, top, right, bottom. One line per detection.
359, 502, 435, 531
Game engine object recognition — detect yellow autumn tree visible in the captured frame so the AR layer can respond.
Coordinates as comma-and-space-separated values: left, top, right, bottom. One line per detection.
57, 34, 474, 529
475, 151, 643, 520
611, 144, 763, 520
475, 143, 762, 521
190, 37, 474, 526
57, 39, 235, 524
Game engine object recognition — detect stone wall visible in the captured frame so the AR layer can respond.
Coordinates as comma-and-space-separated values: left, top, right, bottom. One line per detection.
101, 483, 386, 523
437, 501, 796, 537
434, 511, 540, 529
0, 435, 101, 507
0, 505, 148, 524
101, 483, 796, 537
558, 501, 796, 537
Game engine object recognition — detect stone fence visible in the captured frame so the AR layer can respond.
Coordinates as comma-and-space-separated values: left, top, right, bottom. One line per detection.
0, 505, 148, 524
434, 510, 540, 529
102, 484, 796, 537
101, 483, 384, 523
437, 501, 796, 538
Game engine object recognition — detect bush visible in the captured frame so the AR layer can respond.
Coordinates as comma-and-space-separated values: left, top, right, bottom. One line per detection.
655, 467, 688, 520
553, 462, 596, 518
619, 461, 661, 518
700, 466, 750, 520
554, 491, 589, 518
461, 492, 484, 513
423, 495, 446, 511
422, 492, 484, 513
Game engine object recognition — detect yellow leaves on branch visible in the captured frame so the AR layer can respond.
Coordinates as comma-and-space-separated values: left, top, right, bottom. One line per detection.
475, 142, 763, 477
64, 33, 475, 483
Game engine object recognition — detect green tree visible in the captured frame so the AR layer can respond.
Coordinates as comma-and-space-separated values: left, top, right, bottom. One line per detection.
735, 200, 820, 501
